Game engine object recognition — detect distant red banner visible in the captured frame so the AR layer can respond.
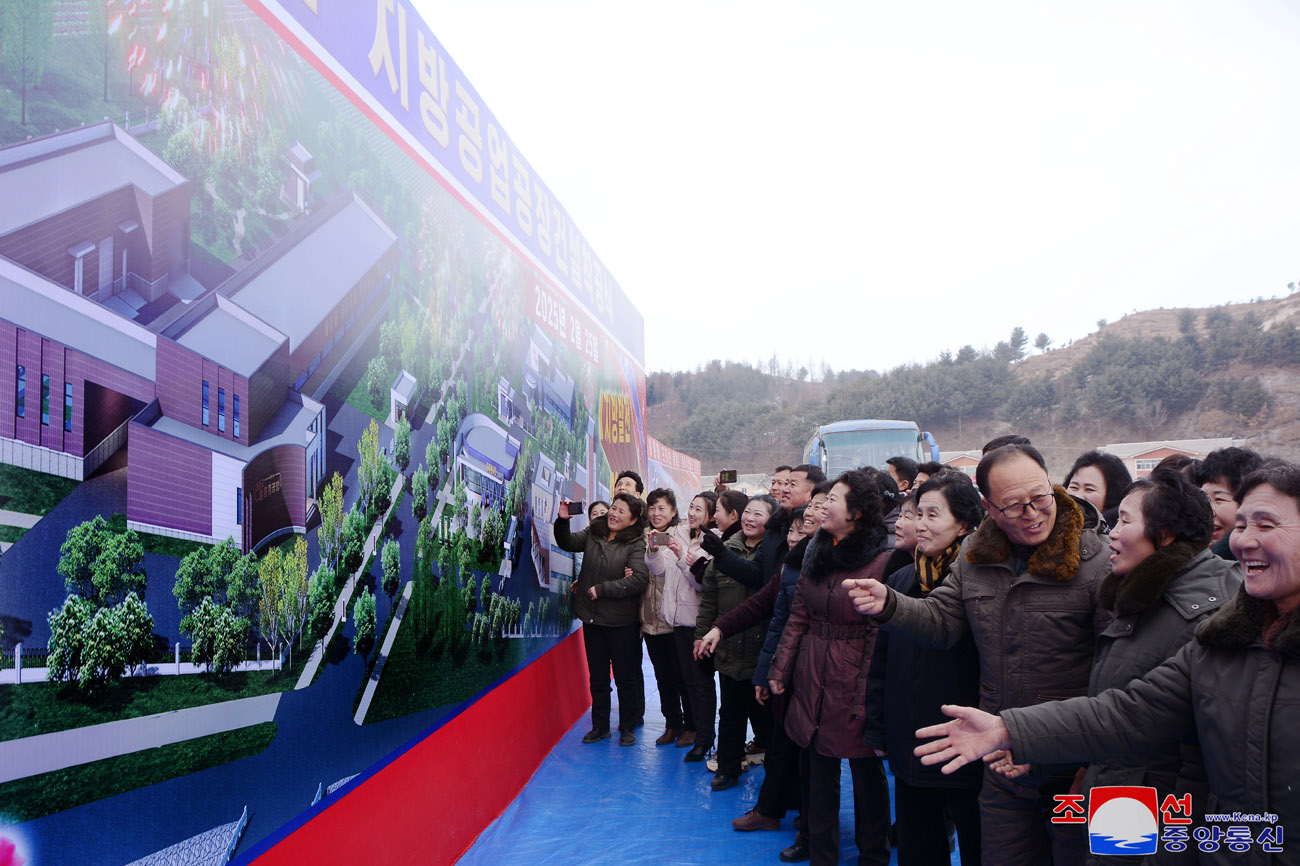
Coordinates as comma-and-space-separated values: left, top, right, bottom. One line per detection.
646, 436, 702, 507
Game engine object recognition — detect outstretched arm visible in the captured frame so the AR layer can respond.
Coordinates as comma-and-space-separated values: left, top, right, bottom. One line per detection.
914, 704, 1013, 774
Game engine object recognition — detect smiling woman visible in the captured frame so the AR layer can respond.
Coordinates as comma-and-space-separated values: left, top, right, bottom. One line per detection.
912, 462, 1300, 854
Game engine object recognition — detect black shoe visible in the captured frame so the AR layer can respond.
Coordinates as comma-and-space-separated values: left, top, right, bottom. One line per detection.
779, 835, 810, 863
710, 772, 739, 792
619, 730, 636, 746
581, 728, 611, 744
683, 744, 710, 763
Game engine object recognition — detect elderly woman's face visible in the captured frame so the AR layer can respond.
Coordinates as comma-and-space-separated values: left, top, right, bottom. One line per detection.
1230, 484, 1300, 614
1108, 490, 1159, 578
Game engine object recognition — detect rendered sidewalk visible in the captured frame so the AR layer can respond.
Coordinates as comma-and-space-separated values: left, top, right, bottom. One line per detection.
0, 692, 281, 783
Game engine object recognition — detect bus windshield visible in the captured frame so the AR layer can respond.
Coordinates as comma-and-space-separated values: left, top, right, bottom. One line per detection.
820, 429, 923, 477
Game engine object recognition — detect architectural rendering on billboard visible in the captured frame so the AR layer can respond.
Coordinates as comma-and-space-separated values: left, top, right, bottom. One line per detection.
0, 2, 647, 863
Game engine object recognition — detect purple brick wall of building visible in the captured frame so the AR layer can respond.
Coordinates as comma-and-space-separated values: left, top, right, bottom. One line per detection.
127, 418, 212, 536
39, 339, 66, 452
155, 334, 272, 444
247, 343, 289, 441
1, 319, 154, 457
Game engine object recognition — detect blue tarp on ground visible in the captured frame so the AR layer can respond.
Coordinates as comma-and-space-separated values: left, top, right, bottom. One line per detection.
459, 656, 964, 865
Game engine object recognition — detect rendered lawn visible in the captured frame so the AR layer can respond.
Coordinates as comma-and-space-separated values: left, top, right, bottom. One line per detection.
0, 722, 277, 822
0, 464, 79, 516
363, 617, 528, 723
0, 655, 307, 743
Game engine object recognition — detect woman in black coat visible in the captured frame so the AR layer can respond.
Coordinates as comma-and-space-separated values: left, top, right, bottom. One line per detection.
868, 471, 984, 866
554, 492, 648, 745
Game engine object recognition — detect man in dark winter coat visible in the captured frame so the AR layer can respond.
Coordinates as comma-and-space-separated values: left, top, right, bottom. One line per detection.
847, 443, 1110, 866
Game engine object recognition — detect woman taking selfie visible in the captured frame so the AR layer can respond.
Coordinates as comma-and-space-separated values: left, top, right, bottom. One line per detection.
695, 494, 778, 791
554, 492, 648, 746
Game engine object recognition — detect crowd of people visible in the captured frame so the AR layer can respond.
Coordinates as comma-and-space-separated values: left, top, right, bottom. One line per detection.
551, 440, 1296, 865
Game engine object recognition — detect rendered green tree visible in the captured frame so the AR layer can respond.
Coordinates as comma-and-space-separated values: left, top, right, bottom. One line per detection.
425, 435, 440, 481
258, 546, 285, 665
318, 471, 345, 570
174, 538, 248, 636
0, 0, 54, 126
46, 595, 93, 685
116, 592, 155, 677
353, 587, 377, 658
412, 465, 429, 519
58, 516, 146, 608
190, 597, 249, 674
379, 319, 401, 368
381, 537, 401, 604
358, 419, 382, 510
394, 414, 411, 474
366, 355, 390, 407
58, 515, 114, 601
282, 536, 310, 661
306, 566, 336, 644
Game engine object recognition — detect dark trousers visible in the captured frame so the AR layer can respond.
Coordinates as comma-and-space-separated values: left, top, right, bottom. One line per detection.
644, 631, 690, 730
718, 673, 771, 776
582, 622, 643, 733
803, 749, 890, 866
672, 626, 715, 749
894, 778, 981, 866
755, 692, 803, 819
979, 768, 1087, 866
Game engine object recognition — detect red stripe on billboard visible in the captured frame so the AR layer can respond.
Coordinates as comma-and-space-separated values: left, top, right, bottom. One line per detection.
247, 630, 590, 865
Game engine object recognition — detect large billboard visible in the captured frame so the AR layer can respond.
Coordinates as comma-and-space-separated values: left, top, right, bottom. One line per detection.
0, 2, 646, 863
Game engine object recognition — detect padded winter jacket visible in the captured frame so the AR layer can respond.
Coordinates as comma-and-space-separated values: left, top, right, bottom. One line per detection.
1003, 585, 1299, 866
873, 487, 1111, 784
554, 514, 648, 628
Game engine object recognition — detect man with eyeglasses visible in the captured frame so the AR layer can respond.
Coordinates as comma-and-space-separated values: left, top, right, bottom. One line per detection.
846, 443, 1109, 866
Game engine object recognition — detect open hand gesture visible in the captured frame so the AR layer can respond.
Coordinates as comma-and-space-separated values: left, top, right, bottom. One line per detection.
913, 704, 1012, 775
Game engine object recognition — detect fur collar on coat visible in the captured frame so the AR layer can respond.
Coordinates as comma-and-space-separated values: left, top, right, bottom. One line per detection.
804, 524, 889, 584
1197, 585, 1300, 658
1098, 540, 1203, 618
964, 485, 1087, 582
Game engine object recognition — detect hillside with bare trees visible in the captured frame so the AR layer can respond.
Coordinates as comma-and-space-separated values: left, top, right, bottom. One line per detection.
648, 295, 1300, 476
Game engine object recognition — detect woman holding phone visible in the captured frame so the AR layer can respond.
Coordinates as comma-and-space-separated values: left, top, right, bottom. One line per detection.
640, 488, 695, 747
554, 492, 649, 745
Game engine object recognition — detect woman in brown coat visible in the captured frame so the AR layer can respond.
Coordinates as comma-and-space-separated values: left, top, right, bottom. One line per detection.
769, 469, 892, 866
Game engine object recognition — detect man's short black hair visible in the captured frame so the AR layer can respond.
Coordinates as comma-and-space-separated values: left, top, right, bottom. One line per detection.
774, 464, 793, 474
615, 469, 645, 494
916, 461, 944, 477
982, 434, 1031, 455
975, 443, 1048, 499
886, 456, 919, 486
1195, 447, 1265, 495
790, 464, 827, 484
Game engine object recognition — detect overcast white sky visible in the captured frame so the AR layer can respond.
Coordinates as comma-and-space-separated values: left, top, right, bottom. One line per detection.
413, 0, 1300, 376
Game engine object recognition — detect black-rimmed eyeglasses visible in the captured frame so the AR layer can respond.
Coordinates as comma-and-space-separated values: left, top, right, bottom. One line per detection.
993, 492, 1054, 520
